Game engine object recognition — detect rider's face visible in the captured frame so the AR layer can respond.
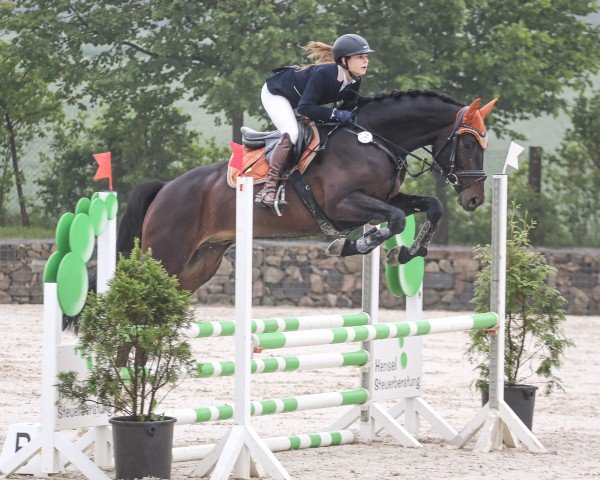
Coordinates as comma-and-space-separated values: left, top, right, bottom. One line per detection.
347, 54, 369, 77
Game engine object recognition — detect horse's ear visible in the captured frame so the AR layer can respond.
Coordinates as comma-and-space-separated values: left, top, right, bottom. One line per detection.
479, 98, 499, 118
463, 98, 481, 122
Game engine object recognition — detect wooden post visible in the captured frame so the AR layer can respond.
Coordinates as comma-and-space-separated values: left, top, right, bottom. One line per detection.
528, 147, 542, 193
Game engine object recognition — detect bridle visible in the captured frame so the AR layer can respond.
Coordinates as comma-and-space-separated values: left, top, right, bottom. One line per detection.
426, 105, 488, 191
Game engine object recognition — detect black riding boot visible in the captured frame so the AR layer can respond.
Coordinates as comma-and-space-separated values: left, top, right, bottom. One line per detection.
254, 133, 293, 210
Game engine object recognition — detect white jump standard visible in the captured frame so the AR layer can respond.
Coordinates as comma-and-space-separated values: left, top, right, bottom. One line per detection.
453, 173, 545, 453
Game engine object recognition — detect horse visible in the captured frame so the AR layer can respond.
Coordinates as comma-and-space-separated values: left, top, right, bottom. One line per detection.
117, 90, 497, 292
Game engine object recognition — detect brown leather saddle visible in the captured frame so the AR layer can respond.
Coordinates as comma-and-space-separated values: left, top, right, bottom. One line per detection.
227, 120, 320, 188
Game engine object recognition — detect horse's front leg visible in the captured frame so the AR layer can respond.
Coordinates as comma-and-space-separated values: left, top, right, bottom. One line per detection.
386, 193, 442, 265
324, 192, 406, 257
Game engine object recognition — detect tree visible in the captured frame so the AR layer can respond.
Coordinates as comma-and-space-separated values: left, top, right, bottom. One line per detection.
1, 1, 335, 142
549, 90, 600, 247
175, 1, 335, 142
35, 119, 99, 223
0, 40, 63, 227
36, 109, 229, 222
507, 163, 571, 247
0, 138, 13, 223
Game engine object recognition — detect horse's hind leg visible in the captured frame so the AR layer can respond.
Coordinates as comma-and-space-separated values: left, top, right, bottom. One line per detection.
325, 192, 406, 257
178, 241, 233, 292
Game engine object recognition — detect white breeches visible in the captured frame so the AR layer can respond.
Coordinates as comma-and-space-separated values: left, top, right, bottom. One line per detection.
261, 83, 299, 145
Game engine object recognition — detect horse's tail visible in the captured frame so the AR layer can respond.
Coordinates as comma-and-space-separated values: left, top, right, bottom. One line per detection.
116, 180, 165, 259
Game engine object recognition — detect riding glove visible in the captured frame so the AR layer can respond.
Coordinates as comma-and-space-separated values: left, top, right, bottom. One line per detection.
331, 108, 355, 123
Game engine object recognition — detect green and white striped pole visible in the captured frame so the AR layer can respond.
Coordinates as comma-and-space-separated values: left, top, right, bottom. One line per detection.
172, 430, 355, 463
183, 312, 370, 338
197, 350, 369, 377
252, 313, 498, 350
165, 389, 369, 425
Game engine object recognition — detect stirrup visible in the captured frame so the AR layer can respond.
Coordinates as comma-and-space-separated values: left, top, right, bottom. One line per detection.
272, 184, 288, 217
261, 184, 288, 216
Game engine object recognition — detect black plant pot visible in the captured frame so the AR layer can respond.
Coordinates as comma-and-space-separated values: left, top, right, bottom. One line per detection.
482, 384, 538, 431
109, 415, 176, 480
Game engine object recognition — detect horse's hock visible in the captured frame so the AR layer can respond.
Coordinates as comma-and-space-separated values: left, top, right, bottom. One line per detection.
0, 239, 598, 314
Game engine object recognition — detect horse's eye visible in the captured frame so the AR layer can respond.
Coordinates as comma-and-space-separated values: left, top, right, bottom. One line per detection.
464, 143, 472, 151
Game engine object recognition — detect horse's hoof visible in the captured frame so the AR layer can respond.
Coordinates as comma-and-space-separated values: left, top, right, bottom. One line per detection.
326, 238, 347, 256
386, 246, 400, 265
397, 246, 413, 265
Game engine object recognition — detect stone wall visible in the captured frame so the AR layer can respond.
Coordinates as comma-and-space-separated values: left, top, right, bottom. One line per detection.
0, 240, 53, 304
1, 239, 598, 315
195, 241, 599, 315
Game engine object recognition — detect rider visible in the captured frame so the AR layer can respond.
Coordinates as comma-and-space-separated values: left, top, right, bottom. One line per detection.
254, 33, 374, 209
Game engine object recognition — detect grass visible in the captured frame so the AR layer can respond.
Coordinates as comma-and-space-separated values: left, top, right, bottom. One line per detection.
0, 226, 54, 239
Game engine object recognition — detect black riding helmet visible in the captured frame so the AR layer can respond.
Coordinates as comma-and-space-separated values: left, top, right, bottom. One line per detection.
332, 34, 374, 63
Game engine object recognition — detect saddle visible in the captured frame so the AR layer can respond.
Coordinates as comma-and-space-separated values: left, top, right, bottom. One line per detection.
227, 120, 320, 187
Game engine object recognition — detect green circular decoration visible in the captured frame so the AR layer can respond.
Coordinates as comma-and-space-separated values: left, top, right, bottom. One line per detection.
400, 352, 408, 369
104, 193, 118, 220
89, 198, 108, 236
384, 215, 425, 297
43, 251, 64, 283
385, 264, 403, 297
75, 197, 91, 215
69, 214, 95, 262
55, 212, 75, 253
399, 256, 425, 297
56, 252, 89, 317
383, 222, 402, 296
399, 215, 416, 245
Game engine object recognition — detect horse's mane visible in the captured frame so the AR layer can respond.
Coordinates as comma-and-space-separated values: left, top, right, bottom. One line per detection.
342, 89, 463, 110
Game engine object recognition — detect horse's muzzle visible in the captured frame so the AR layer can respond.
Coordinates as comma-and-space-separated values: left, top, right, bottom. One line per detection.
458, 189, 485, 211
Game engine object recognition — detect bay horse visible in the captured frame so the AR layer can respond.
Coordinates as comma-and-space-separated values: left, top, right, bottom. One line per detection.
117, 90, 497, 292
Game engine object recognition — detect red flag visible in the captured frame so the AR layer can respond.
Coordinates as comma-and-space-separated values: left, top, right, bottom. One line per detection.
228, 142, 244, 174
93, 151, 113, 191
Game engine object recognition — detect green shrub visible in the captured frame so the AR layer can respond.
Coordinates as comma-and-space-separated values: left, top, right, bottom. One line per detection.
57, 240, 196, 420
467, 208, 573, 395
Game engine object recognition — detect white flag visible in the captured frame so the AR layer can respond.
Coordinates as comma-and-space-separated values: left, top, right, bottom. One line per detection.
503, 141, 524, 174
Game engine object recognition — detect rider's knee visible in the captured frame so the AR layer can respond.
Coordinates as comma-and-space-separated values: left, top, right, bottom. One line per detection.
286, 127, 299, 145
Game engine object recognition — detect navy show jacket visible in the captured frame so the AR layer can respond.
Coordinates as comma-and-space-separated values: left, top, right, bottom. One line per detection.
265, 63, 361, 123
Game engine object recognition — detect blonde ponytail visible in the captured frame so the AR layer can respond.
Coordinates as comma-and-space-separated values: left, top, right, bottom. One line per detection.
302, 41, 335, 65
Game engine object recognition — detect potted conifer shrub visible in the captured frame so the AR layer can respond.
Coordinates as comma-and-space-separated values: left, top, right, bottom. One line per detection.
57, 240, 195, 480
467, 211, 574, 430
